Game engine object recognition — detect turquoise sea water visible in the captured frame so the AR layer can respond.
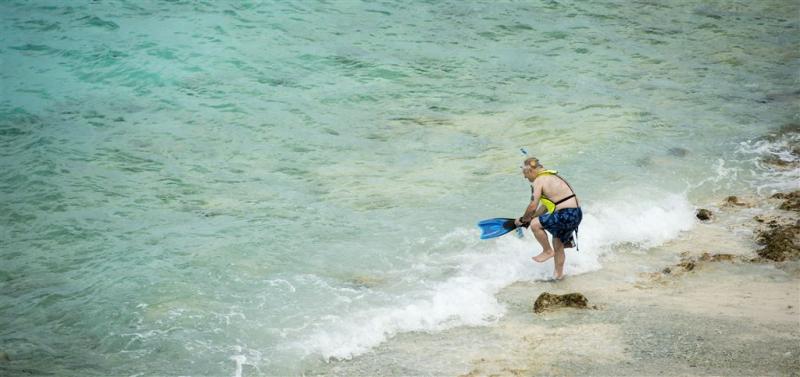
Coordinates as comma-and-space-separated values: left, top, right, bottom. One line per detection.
1, 1, 798, 375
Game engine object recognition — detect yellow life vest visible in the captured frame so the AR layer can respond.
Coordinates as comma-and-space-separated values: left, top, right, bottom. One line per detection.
533, 170, 559, 214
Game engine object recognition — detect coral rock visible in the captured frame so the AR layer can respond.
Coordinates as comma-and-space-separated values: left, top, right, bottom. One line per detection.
533, 292, 589, 313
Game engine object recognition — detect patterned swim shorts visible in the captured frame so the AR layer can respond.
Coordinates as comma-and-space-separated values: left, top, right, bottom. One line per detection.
539, 207, 582, 246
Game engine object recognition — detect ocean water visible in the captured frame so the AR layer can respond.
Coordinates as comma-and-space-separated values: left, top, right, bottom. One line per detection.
0, 0, 797, 375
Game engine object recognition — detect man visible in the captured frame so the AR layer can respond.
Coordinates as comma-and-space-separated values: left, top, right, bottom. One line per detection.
514, 157, 582, 280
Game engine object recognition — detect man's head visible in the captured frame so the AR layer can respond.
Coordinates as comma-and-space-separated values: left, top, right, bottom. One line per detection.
521, 157, 543, 181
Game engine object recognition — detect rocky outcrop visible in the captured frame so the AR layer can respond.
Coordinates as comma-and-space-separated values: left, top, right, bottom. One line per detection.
771, 191, 800, 212
753, 192, 800, 261
755, 220, 800, 262
760, 124, 799, 169
644, 190, 799, 288
533, 292, 589, 313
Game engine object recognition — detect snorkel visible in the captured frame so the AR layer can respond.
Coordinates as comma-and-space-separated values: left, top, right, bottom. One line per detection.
516, 147, 529, 238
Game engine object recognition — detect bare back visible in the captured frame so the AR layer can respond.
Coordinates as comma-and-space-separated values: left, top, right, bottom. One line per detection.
534, 175, 579, 209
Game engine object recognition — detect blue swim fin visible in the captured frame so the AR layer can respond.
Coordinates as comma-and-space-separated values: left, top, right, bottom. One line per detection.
477, 218, 520, 240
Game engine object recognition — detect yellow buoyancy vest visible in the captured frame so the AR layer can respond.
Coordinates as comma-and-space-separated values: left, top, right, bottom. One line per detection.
533, 170, 559, 214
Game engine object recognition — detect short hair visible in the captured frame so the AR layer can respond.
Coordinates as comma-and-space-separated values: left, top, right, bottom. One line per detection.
524, 157, 542, 168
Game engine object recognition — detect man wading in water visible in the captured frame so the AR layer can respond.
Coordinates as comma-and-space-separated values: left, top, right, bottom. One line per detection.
514, 157, 582, 280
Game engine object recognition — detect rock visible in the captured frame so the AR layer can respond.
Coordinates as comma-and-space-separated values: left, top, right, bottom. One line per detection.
667, 147, 689, 157
723, 196, 747, 207
771, 191, 800, 212
766, 123, 800, 141
656, 252, 740, 281
533, 292, 588, 313
696, 209, 713, 221
699, 252, 736, 262
677, 260, 696, 271
755, 221, 800, 261
0, 351, 9, 362
761, 155, 794, 168
348, 275, 384, 289
635, 157, 652, 167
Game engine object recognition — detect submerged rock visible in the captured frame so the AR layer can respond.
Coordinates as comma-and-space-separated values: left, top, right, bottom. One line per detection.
635, 156, 652, 167
348, 275, 385, 289
696, 209, 713, 221
667, 147, 689, 157
761, 155, 795, 169
765, 123, 800, 141
0, 351, 9, 362
723, 196, 749, 207
533, 292, 588, 313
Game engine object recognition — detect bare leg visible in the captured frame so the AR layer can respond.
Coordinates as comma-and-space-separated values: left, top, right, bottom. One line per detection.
553, 238, 566, 280
530, 218, 554, 262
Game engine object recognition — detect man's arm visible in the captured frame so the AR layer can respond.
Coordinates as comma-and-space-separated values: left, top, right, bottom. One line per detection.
516, 182, 544, 225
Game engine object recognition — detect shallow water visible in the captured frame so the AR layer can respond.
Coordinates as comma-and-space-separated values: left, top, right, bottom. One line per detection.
0, 0, 798, 375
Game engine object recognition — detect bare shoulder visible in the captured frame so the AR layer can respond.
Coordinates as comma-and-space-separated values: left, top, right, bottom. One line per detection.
540, 174, 567, 192
531, 175, 551, 191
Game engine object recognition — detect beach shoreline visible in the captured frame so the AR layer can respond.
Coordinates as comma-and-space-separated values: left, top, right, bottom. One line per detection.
461, 191, 800, 376
317, 190, 799, 377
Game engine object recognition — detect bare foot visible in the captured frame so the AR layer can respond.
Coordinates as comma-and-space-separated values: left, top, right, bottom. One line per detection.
553, 272, 564, 280
532, 250, 555, 263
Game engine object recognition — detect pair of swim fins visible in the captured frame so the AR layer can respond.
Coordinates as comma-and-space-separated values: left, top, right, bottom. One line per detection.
477, 218, 529, 240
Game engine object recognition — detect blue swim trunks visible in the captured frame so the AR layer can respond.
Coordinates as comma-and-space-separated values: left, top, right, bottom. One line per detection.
539, 207, 582, 247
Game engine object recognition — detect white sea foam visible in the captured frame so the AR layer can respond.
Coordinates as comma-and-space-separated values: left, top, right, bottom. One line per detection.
296, 192, 695, 361
736, 131, 800, 194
